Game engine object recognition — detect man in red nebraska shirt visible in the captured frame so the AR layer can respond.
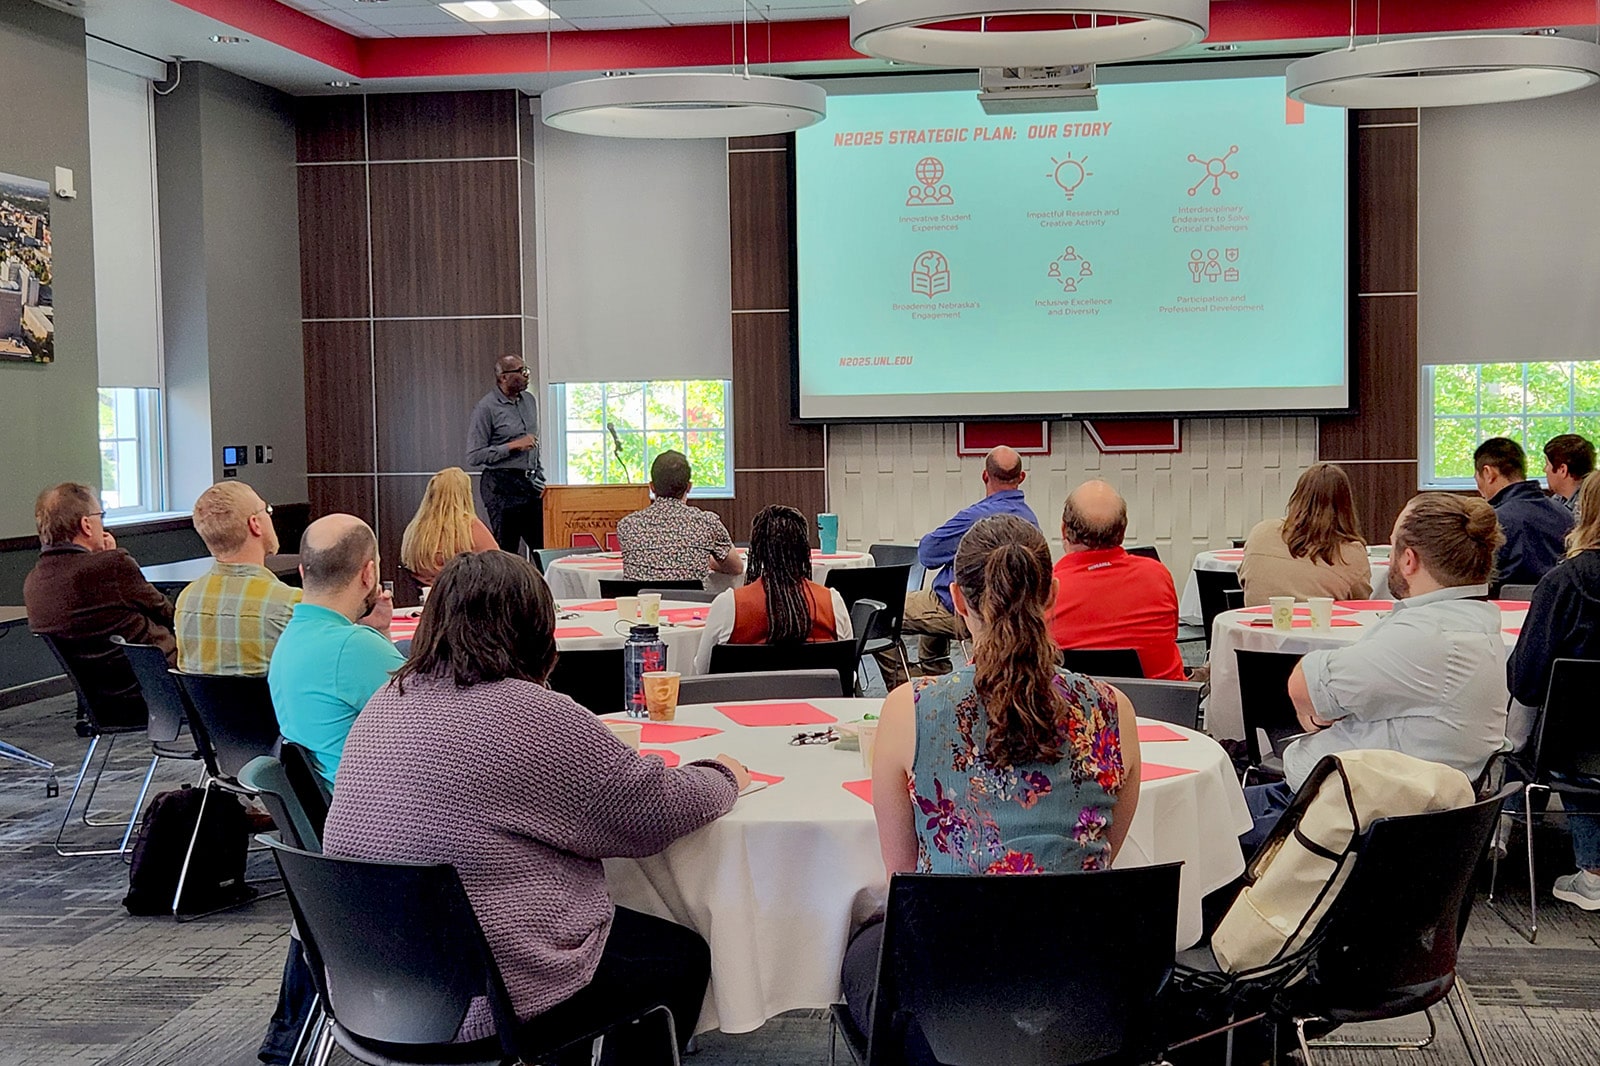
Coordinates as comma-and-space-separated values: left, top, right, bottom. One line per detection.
1048, 480, 1186, 681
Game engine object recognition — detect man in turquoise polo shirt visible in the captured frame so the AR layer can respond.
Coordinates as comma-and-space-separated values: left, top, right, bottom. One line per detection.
268, 513, 402, 787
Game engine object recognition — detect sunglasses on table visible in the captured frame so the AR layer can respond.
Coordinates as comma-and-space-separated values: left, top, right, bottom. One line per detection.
790, 728, 839, 746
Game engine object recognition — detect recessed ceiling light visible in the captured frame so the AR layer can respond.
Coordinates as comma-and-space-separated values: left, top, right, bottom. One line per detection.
327, 80, 360, 88
440, 0, 560, 23
209, 34, 248, 44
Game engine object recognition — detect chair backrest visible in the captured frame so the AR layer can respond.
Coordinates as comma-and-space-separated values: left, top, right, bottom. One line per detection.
280, 740, 332, 837
1497, 583, 1537, 602
1100, 677, 1203, 731
1125, 544, 1162, 563
111, 635, 187, 745
850, 599, 886, 679
867, 865, 1180, 1066
1231, 539, 1247, 549
1290, 785, 1510, 1019
534, 547, 599, 574
709, 641, 854, 697
1194, 568, 1243, 649
1059, 647, 1146, 680
827, 565, 911, 639
1234, 649, 1306, 767
547, 647, 625, 715
1532, 658, 1600, 780
678, 669, 844, 704
238, 756, 321, 851
173, 671, 281, 781
263, 838, 520, 1054
868, 544, 926, 591
643, 587, 717, 603
598, 577, 705, 598
1223, 588, 1245, 611
35, 631, 148, 732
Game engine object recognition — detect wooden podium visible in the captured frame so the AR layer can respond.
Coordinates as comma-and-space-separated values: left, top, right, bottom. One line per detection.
543, 484, 651, 549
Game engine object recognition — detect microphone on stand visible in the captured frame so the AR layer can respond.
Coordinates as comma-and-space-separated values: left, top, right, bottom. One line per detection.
608, 423, 632, 482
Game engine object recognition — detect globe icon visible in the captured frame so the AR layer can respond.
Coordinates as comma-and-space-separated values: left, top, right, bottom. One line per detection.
916, 157, 944, 188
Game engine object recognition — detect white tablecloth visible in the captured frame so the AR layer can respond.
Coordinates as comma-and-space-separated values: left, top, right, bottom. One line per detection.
603, 699, 1251, 1034
1178, 547, 1394, 625
1204, 599, 1528, 741
544, 551, 876, 601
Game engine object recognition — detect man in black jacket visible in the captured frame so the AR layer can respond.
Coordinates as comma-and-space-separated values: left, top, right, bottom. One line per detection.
1475, 437, 1572, 592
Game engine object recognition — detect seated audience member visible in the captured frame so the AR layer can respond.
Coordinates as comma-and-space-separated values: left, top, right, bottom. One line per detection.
1048, 480, 1185, 681
617, 450, 742, 584
176, 481, 300, 676
1476, 436, 1572, 590
1238, 462, 1372, 606
1239, 493, 1509, 851
693, 505, 850, 675
841, 514, 1141, 1042
1543, 433, 1595, 519
889, 446, 1040, 684
1507, 474, 1600, 910
24, 483, 174, 727
399, 467, 498, 586
324, 551, 748, 1057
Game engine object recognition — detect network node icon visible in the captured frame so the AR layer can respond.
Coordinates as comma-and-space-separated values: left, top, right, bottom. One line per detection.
1187, 145, 1239, 197
1048, 154, 1091, 199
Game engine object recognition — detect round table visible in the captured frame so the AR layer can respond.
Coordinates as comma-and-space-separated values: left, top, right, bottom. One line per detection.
543, 550, 876, 601
1178, 547, 1394, 625
602, 698, 1251, 1034
1204, 599, 1528, 741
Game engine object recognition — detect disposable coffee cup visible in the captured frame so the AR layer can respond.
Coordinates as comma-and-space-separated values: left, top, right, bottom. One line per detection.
603, 719, 643, 751
615, 595, 639, 622
858, 719, 880, 772
1269, 597, 1296, 632
642, 671, 681, 721
1307, 596, 1335, 630
640, 593, 662, 626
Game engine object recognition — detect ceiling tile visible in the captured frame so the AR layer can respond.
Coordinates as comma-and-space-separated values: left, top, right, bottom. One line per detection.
549, 0, 658, 15
565, 13, 672, 28
377, 19, 488, 33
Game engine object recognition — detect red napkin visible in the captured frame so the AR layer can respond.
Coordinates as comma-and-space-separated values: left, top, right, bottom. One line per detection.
660, 608, 708, 624
639, 722, 723, 744
716, 702, 838, 727
1493, 599, 1531, 609
566, 600, 617, 613
1504, 627, 1522, 636
1137, 724, 1187, 743
1141, 762, 1198, 782
749, 770, 785, 786
1334, 600, 1396, 611
554, 626, 603, 639
1238, 605, 1355, 617
843, 778, 873, 804
641, 748, 681, 767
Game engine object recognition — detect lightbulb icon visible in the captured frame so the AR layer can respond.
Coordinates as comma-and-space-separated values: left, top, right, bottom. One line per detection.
1048, 154, 1091, 199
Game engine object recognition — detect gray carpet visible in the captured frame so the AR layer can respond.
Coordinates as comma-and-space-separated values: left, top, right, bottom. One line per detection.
4, 692, 1600, 1065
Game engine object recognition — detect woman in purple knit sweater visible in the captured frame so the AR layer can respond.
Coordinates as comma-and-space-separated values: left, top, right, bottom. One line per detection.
323, 550, 750, 1061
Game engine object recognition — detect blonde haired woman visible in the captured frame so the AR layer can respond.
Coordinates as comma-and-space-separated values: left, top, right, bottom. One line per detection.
399, 467, 498, 585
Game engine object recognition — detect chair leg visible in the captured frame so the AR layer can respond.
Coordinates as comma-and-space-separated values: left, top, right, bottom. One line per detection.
310, 1021, 335, 1066
118, 754, 162, 860
171, 779, 212, 916
1523, 785, 1541, 943
1306, 1007, 1436, 1051
77, 733, 129, 826
289, 994, 323, 1066
1294, 1017, 1317, 1066
53, 737, 140, 857
1444, 981, 1492, 1066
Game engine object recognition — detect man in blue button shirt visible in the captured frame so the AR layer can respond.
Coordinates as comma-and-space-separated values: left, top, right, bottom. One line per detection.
885, 447, 1039, 684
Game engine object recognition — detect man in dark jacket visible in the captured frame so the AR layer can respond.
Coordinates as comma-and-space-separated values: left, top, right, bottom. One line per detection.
1475, 437, 1572, 592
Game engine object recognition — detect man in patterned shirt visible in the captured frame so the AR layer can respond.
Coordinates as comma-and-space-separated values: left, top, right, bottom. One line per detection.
617, 451, 744, 585
175, 481, 301, 676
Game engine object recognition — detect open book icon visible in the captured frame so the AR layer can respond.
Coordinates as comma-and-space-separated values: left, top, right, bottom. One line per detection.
911, 250, 951, 298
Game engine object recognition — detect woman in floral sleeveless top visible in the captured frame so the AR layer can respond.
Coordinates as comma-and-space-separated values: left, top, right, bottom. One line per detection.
841, 514, 1143, 1041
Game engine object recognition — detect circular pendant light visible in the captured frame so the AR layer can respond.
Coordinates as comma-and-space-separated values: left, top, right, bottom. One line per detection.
540, 73, 827, 138
1286, 35, 1600, 109
849, 0, 1209, 67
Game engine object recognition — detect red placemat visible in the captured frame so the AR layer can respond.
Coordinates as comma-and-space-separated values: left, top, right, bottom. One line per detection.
1244, 618, 1363, 629
661, 607, 708, 624
1141, 762, 1198, 782
1493, 599, 1532, 609
1238, 605, 1355, 617
843, 778, 873, 804
1137, 724, 1187, 743
554, 626, 603, 639
1504, 627, 1522, 636
1334, 600, 1396, 611
641, 748, 681, 767
716, 702, 838, 727
638, 722, 723, 744
1210, 550, 1245, 560
389, 618, 419, 642
566, 600, 617, 613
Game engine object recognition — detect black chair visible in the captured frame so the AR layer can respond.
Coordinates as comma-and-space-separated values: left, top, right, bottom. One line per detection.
831, 865, 1181, 1066
868, 544, 925, 592
281, 740, 332, 840
677, 669, 845, 705
642, 587, 717, 604
265, 838, 684, 1066
1060, 647, 1145, 680
598, 578, 705, 598
710, 641, 855, 698
1490, 657, 1600, 943
237, 756, 322, 853
848, 599, 886, 696
533, 546, 599, 574
1195, 569, 1242, 650
1230, 539, 1247, 549
548, 647, 625, 715
1497, 583, 1537, 602
1100, 677, 1203, 731
827, 565, 913, 683
1233, 649, 1305, 785
1222, 588, 1245, 610
1126, 544, 1161, 562
112, 636, 203, 856
36, 633, 153, 857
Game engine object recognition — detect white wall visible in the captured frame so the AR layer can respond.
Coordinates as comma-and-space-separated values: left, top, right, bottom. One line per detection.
827, 417, 1318, 579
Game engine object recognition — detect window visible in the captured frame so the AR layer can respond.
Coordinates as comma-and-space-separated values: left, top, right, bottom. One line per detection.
1424, 361, 1600, 487
98, 387, 165, 516
551, 380, 733, 496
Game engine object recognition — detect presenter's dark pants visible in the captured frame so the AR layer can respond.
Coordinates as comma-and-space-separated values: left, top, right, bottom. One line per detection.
481, 468, 544, 555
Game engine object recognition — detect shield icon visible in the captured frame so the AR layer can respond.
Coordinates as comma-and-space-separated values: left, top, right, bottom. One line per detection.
1225, 248, 1240, 262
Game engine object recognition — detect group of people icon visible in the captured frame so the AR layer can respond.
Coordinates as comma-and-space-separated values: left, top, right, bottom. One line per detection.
1047, 246, 1094, 292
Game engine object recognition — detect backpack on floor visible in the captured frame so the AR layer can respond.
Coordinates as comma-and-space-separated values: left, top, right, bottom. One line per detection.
123, 784, 255, 916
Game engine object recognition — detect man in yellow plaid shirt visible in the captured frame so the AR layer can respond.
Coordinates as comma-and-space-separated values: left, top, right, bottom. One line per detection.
175, 482, 302, 676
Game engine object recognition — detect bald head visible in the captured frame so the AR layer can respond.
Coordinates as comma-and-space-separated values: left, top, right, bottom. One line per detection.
982, 446, 1025, 495
1062, 480, 1128, 552
301, 514, 379, 597
495, 354, 530, 398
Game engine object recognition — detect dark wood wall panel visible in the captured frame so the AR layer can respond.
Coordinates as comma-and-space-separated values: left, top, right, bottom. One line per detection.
373, 318, 523, 473
1355, 125, 1419, 294
308, 476, 376, 527
366, 91, 518, 161
1321, 295, 1417, 461
375, 475, 429, 587
369, 160, 521, 319
295, 96, 365, 163
733, 311, 821, 469
729, 148, 792, 311
297, 164, 370, 320
303, 320, 374, 473
1341, 462, 1419, 544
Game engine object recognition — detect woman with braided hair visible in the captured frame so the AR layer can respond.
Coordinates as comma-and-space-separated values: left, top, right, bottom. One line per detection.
692, 505, 852, 674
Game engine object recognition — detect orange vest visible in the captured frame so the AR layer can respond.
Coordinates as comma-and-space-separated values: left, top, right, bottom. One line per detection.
730, 578, 838, 645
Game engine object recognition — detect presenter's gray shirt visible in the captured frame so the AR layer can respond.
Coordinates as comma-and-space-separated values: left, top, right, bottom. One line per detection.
467, 388, 546, 489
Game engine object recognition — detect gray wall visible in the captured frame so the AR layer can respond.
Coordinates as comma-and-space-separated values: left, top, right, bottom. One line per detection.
0, 3, 100, 540
157, 62, 306, 511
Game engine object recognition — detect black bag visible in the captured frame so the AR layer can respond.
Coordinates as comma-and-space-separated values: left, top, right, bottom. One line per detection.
123, 785, 256, 916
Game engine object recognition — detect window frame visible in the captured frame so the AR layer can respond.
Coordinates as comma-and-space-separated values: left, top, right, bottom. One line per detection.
547, 379, 735, 499
98, 386, 167, 518
1421, 361, 1600, 490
